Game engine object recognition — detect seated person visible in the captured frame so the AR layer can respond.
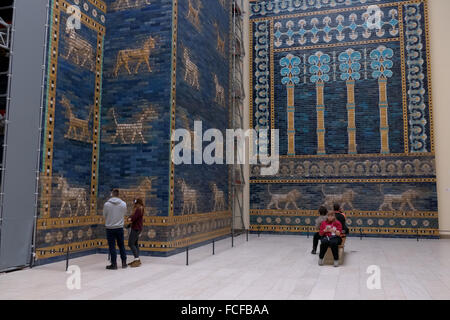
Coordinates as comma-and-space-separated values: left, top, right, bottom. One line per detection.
311, 206, 328, 255
333, 203, 349, 236
318, 212, 343, 267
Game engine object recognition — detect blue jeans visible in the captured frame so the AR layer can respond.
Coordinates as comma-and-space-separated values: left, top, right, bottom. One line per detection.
128, 229, 141, 259
106, 228, 127, 265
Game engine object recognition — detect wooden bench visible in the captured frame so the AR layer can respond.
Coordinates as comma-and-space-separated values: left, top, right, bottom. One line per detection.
323, 237, 346, 265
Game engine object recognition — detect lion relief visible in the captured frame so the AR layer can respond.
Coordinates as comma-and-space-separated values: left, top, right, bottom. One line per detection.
379, 189, 420, 211
267, 186, 302, 210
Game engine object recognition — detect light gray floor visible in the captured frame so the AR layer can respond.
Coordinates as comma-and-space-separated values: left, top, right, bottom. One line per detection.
1, 235, 450, 300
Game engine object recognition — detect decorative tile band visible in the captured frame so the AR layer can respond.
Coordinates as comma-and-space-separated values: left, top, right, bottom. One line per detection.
404, 3, 428, 152
37, 227, 232, 260
251, 155, 435, 178
249, 0, 424, 19
254, 20, 271, 154
98, 227, 231, 252
250, 224, 439, 237
37, 239, 105, 259
273, 8, 399, 48
251, 178, 436, 184
37, 210, 232, 230
250, 0, 384, 18
169, 0, 178, 217
251, 209, 438, 219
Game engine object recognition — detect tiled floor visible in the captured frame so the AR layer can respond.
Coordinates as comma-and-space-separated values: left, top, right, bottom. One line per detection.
2, 235, 450, 300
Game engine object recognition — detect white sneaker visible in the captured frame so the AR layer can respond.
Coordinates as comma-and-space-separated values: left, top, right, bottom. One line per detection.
334, 260, 339, 267
318, 259, 324, 266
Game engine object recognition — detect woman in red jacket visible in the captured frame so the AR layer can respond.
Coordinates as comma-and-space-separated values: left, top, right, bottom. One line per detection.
127, 198, 144, 268
318, 211, 343, 267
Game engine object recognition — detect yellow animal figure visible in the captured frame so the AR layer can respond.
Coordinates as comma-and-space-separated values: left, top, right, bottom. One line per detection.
60, 96, 93, 143
118, 177, 157, 215
214, 22, 225, 56
56, 177, 88, 217
321, 186, 356, 211
379, 189, 419, 211
114, 36, 157, 77
115, 0, 151, 7
179, 179, 198, 215
213, 74, 225, 107
110, 107, 157, 144
110, 0, 151, 11
267, 185, 302, 210
64, 27, 95, 71
211, 183, 225, 211
187, 0, 202, 31
183, 47, 200, 90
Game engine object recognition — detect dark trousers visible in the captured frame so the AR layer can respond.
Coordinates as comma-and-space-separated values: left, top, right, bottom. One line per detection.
312, 232, 322, 251
106, 228, 127, 265
128, 229, 141, 259
319, 236, 342, 260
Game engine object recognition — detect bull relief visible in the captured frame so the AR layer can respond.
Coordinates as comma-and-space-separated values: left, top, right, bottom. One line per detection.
213, 74, 226, 107
182, 47, 200, 90
114, 36, 157, 77
60, 96, 93, 143
109, 0, 151, 11
118, 177, 157, 215
178, 179, 198, 215
56, 176, 88, 217
214, 22, 226, 57
107, 106, 158, 145
62, 26, 95, 72
187, 0, 202, 32
211, 183, 225, 211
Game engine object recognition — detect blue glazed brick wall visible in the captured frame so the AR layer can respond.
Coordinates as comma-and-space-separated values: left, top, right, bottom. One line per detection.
98, 0, 173, 253
37, 0, 233, 262
170, 0, 232, 244
99, 0, 172, 218
249, 0, 439, 238
36, 0, 108, 261
273, 41, 405, 155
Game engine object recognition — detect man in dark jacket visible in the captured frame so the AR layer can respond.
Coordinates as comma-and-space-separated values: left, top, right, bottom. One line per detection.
333, 203, 349, 236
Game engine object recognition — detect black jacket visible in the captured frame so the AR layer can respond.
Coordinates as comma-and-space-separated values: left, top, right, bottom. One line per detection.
335, 212, 349, 235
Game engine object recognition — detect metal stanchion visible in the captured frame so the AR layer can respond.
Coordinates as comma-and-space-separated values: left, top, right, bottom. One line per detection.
213, 239, 215, 255
246, 229, 249, 242
65, 248, 70, 271
30, 252, 35, 269
186, 246, 189, 266
360, 228, 363, 240
417, 227, 420, 242
232, 231, 234, 248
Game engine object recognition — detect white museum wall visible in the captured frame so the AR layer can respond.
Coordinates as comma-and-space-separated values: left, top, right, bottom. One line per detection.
429, 0, 450, 235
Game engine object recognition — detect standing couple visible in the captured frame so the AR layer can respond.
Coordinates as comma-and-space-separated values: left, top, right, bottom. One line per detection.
103, 189, 144, 270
